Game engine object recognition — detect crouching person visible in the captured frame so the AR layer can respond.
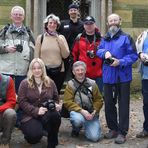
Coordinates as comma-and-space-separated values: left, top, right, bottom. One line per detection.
17, 58, 61, 148
0, 74, 16, 148
63, 61, 103, 142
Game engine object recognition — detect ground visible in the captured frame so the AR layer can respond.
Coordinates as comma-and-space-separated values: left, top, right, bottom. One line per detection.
10, 98, 148, 148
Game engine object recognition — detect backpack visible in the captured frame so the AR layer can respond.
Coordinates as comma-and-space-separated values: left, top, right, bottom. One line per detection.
0, 75, 10, 105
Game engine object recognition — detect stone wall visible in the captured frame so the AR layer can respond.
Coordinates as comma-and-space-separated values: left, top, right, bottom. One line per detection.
113, 0, 148, 40
0, 0, 25, 29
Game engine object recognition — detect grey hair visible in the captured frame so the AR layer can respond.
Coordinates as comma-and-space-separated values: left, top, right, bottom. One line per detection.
107, 13, 121, 22
72, 61, 86, 70
11, 6, 25, 15
43, 13, 61, 27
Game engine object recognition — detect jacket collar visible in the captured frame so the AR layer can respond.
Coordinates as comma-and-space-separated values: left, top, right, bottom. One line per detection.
104, 28, 122, 41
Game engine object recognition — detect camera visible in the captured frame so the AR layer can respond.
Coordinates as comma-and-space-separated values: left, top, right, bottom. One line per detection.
15, 44, 23, 53
83, 105, 94, 113
104, 57, 114, 65
41, 100, 56, 111
87, 50, 95, 59
143, 54, 148, 66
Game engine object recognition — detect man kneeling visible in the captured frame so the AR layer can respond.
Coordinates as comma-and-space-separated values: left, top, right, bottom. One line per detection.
0, 74, 16, 148
63, 61, 103, 142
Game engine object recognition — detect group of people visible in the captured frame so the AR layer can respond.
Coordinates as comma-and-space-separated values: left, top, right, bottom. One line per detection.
0, 3, 147, 148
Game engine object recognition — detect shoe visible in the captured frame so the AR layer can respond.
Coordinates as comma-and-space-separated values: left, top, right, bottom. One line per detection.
104, 130, 118, 139
114, 134, 126, 144
71, 129, 79, 137
136, 130, 148, 138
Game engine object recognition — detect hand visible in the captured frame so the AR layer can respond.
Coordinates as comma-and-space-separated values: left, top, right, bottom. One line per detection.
81, 109, 93, 120
56, 35, 63, 45
105, 51, 112, 59
111, 58, 120, 67
91, 110, 96, 117
38, 107, 48, 115
140, 53, 146, 62
55, 103, 62, 111
5, 46, 16, 53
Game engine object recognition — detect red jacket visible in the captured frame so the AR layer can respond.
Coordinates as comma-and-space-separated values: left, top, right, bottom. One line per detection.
72, 29, 103, 78
0, 75, 16, 112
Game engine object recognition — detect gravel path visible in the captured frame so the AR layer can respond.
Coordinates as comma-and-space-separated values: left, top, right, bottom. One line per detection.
10, 99, 148, 148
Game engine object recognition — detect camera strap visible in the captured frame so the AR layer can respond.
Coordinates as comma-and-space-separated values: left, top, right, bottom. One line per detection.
72, 78, 94, 109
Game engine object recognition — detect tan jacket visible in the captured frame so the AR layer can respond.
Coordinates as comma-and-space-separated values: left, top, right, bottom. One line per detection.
34, 33, 70, 72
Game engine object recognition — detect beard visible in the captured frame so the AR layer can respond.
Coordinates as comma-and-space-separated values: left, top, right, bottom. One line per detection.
109, 25, 119, 34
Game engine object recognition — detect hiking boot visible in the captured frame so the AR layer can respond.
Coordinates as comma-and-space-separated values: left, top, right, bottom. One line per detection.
71, 129, 79, 137
114, 134, 126, 144
104, 130, 118, 139
136, 130, 148, 138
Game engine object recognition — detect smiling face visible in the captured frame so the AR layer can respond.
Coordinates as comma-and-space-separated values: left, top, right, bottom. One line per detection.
32, 62, 43, 79
47, 18, 58, 32
68, 8, 79, 19
84, 23, 96, 35
107, 14, 121, 27
10, 7, 25, 26
72, 65, 86, 81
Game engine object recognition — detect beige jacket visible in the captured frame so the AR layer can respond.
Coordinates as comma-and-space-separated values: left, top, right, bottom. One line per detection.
34, 33, 70, 72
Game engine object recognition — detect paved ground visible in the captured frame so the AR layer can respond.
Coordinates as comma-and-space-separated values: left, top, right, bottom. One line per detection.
10, 99, 148, 148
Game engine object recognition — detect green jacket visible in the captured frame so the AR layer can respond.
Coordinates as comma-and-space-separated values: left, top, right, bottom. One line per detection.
63, 78, 103, 114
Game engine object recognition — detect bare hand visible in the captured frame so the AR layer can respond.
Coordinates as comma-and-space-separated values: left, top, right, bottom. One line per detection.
55, 103, 62, 111
140, 53, 146, 62
81, 109, 93, 120
91, 110, 96, 117
111, 58, 120, 67
38, 107, 48, 115
5, 46, 16, 53
105, 51, 112, 59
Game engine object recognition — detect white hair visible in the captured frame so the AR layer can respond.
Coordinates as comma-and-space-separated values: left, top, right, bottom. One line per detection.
11, 6, 25, 15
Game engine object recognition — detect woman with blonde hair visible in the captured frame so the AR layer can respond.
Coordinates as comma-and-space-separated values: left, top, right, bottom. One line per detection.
35, 14, 70, 93
18, 58, 61, 148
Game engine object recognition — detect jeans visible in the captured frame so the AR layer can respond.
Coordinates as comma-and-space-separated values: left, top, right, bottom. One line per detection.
70, 111, 101, 142
142, 79, 148, 132
0, 109, 16, 144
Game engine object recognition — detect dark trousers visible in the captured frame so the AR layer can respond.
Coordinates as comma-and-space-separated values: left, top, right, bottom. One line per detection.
142, 80, 148, 132
104, 82, 130, 136
20, 111, 61, 148
46, 69, 65, 94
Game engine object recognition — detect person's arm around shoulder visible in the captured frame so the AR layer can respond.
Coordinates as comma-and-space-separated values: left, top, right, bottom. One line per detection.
56, 34, 70, 59
0, 77, 16, 112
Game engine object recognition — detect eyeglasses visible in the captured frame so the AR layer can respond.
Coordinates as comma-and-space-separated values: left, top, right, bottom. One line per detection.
12, 13, 24, 17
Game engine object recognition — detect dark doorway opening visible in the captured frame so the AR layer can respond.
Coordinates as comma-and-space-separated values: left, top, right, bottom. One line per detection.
46, 0, 89, 20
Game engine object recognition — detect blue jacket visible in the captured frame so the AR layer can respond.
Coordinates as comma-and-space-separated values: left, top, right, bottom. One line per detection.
97, 29, 138, 84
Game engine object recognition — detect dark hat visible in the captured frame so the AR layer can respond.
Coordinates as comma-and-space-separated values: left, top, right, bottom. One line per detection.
84, 16, 95, 24
68, 3, 79, 10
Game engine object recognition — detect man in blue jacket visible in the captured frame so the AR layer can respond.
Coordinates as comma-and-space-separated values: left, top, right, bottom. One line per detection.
97, 13, 138, 144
